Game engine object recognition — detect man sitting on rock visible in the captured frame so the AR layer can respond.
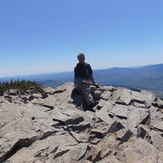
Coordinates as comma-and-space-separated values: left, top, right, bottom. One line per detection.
74, 53, 99, 111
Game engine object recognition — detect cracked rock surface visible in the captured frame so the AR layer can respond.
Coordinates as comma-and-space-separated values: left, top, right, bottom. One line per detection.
0, 82, 163, 163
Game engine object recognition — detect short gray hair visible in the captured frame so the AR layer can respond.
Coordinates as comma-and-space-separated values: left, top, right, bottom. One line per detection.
77, 53, 85, 58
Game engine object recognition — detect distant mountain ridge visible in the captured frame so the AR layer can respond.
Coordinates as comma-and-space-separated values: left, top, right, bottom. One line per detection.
94, 64, 163, 91
1, 64, 163, 97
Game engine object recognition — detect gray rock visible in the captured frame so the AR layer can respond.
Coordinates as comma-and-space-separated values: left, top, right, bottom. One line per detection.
158, 152, 163, 163
124, 138, 158, 163
131, 90, 145, 103
0, 82, 162, 163
114, 104, 129, 119
141, 90, 156, 105
8, 89, 19, 95
32, 93, 43, 98
157, 98, 163, 108
42, 86, 56, 94
108, 121, 125, 133
96, 101, 113, 124
118, 88, 132, 105
12, 97, 23, 103
151, 121, 163, 132
150, 130, 163, 151
100, 90, 112, 100
3, 91, 9, 97
127, 107, 149, 130
97, 99, 106, 108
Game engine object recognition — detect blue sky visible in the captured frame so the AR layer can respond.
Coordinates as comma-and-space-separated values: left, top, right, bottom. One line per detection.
0, 0, 163, 77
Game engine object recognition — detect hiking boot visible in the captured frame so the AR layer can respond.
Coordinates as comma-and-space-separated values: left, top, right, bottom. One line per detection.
88, 101, 98, 112
88, 106, 95, 112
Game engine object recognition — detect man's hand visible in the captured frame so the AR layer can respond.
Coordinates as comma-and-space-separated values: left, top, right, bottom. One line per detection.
94, 83, 100, 88
83, 80, 91, 85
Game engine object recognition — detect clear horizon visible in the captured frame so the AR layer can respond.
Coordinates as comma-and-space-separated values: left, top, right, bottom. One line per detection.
0, 0, 163, 77
0, 63, 162, 79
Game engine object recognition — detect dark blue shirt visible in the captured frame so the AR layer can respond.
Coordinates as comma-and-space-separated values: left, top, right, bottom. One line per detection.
74, 62, 95, 84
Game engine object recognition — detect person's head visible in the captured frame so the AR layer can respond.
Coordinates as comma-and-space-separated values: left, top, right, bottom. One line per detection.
77, 53, 85, 64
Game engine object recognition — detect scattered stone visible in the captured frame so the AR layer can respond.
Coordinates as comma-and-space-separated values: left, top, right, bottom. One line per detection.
131, 90, 145, 103
0, 82, 162, 163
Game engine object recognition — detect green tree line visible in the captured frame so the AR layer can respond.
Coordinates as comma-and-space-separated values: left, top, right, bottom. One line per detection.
0, 79, 42, 94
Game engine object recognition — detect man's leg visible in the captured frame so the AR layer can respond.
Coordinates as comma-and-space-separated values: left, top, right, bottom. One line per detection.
75, 83, 94, 106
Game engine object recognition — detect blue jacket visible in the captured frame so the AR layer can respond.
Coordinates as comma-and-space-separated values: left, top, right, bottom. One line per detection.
74, 62, 95, 84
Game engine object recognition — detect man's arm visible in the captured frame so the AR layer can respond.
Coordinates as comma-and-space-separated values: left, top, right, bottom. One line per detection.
89, 74, 100, 87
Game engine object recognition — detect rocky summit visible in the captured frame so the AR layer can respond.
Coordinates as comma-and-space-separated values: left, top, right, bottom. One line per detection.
0, 82, 163, 163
